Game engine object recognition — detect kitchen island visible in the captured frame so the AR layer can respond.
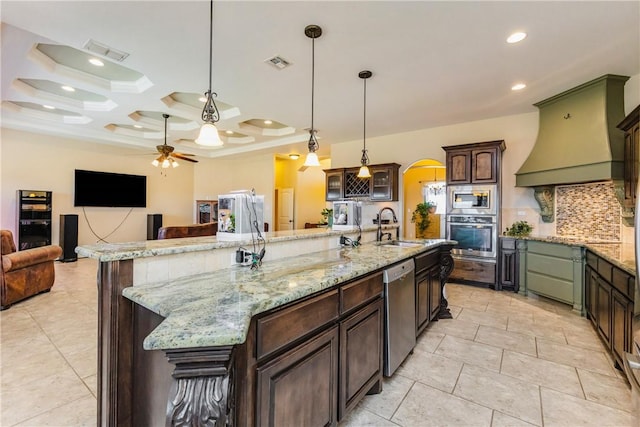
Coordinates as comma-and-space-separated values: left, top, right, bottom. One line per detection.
77, 227, 454, 426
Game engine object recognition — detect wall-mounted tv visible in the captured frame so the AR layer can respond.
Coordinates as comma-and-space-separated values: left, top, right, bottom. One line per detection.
74, 169, 147, 207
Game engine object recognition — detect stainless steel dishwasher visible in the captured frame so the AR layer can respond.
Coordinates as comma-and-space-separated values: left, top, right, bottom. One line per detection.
383, 258, 416, 376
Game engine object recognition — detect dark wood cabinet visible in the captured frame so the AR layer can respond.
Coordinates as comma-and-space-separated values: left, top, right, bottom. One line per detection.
17, 190, 52, 250
584, 250, 635, 369
617, 105, 639, 210
443, 140, 505, 185
324, 163, 400, 201
415, 249, 442, 336
498, 237, 519, 292
339, 299, 383, 419
256, 325, 339, 427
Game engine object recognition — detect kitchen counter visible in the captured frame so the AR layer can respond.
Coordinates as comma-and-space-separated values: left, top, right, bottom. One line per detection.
123, 239, 452, 350
521, 236, 635, 275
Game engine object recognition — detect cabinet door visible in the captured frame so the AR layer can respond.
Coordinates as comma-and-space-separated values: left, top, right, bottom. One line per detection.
344, 169, 370, 198
326, 171, 344, 201
612, 289, 632, 367
499, 238, 517, 291
585, 267, 598, 327
428, 264, 442, 321
447, 151, 471, 184
596, 278, 612, 348
339, 299, 383, 420
257, 325, 339, 427
416, 273, 429, 335
471, 147, 499, 183
369, 165, 399, 201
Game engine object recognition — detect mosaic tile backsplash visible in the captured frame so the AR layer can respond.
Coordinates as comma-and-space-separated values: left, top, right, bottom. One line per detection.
556, 181, 621, 241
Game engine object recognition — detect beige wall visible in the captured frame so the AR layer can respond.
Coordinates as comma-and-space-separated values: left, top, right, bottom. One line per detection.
1, 128, 194, 246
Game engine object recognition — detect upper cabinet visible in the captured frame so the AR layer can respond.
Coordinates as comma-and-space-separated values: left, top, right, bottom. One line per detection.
324, 163, 400, 201
443, 140, 506, 184
617, 105, 640, 211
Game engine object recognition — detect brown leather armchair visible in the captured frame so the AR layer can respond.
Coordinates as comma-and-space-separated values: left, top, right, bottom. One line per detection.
1, 230, 62, 310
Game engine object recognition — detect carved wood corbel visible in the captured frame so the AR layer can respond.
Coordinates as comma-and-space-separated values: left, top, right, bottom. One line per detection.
438, 247, 455, 319
533, 186, 555, 223
165, 347, 235, 427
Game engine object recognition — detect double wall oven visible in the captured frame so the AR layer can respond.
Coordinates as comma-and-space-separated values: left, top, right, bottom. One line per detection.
446, 185, 498, 261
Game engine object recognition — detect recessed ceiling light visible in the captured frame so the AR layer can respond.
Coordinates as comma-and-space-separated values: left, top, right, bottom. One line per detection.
89, 58, 104, 67
43, 105, 55, 109
61, 85, 75, 92
133, 124, 143, 129
289, 153, 300, 160
507, 32, 527, 44
226, 130, 234, 134
264, 120, 273, 125
198, 96, 207, 103
511, 83, 527, 91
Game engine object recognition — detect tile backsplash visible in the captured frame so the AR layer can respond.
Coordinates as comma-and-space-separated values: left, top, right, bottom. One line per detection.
556, 181, 621, 241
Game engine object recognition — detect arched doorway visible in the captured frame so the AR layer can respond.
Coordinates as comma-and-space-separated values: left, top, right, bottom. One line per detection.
403, 159, 446, 240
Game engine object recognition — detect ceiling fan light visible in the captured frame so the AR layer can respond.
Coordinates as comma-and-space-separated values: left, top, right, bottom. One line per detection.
161, 158, 171, 168
303, 152, 320, 167
195, 123, 223, 146
151, 159, 160, 167
357, 165, 371, 178
172, 159, 180, 168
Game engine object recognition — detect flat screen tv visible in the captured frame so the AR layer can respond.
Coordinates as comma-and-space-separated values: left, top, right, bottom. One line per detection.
74, 169, 147, 207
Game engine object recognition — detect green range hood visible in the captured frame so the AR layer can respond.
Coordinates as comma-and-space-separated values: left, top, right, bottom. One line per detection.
516, 74, 629, 187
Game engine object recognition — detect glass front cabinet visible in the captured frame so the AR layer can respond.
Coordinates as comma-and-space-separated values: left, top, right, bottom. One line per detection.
196, 200, 218, 224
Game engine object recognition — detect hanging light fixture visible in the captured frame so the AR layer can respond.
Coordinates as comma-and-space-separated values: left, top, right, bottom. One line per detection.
152, 114, 180, 169
357, 70, 373, 178
303, 24, 322, 167
195, 0, 223, 147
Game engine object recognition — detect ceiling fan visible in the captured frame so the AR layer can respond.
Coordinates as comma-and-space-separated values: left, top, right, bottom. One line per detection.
152, 113, 198, 168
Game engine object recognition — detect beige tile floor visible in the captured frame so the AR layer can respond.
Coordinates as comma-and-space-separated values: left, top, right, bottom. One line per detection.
0, 258, 634, 426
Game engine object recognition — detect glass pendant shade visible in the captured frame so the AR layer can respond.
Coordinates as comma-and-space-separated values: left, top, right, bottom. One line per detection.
357, 164, 371, 178
172, 159, 179, 168
151, 159, 160, 167
161, 158, 171, 168
304, 152, 320, 167
195, 123, 223, 146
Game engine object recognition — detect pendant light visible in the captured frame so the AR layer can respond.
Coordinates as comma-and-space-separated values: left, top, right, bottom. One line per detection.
303, 24, 322, 167
195, 0, 223, 147
357, 70, 372, 178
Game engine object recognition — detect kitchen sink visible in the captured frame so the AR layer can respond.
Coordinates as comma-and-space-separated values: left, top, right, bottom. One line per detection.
380, 240, 423, 248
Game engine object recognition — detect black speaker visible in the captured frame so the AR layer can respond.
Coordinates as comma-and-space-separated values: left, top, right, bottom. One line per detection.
147, 214, 162, 240
59, 214, 78, 262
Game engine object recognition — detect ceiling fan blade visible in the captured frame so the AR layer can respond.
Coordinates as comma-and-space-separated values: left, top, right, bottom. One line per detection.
174, 152, 195, 156
171, 153, 198, 163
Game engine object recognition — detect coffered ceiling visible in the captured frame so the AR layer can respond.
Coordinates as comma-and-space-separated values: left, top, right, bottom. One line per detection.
1, 1, 639, 161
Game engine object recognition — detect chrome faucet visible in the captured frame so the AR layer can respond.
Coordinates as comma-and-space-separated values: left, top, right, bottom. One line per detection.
377, 207, 398, 241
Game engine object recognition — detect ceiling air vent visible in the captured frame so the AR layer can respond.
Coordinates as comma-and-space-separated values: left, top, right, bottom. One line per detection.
264, 55, 292, 70
83, 39, 129, 62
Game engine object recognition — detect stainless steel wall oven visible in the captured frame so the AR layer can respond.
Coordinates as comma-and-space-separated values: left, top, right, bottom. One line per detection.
446, 215, 497, 259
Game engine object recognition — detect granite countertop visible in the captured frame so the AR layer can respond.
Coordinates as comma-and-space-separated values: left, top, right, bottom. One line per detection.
76, 224, 399, 262
518, 236, 636, 275
122, 239, 453, 351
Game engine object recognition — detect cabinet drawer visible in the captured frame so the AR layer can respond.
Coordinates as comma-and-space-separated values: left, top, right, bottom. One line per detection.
340, 272, 383, 314
451, 259, 496, 284
415, 250, 439, 274
597, 258, 613, 283
612, 267, 633, 300
256, 290, 339, 361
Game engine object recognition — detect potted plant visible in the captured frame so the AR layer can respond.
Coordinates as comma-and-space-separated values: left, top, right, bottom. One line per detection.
411, 201, 435, 237
504, 220, 533, 237
320, 208, 333, 226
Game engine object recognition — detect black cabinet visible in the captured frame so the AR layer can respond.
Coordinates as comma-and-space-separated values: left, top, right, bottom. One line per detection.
498, 237, 519, 292
17, 190, 52, 250
584, 250, 635, 369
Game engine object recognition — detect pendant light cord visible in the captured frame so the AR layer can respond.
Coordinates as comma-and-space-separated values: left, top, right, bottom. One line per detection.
208, 0, 213, 93
310, 35, 315, 131
363, 77, 366, 151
